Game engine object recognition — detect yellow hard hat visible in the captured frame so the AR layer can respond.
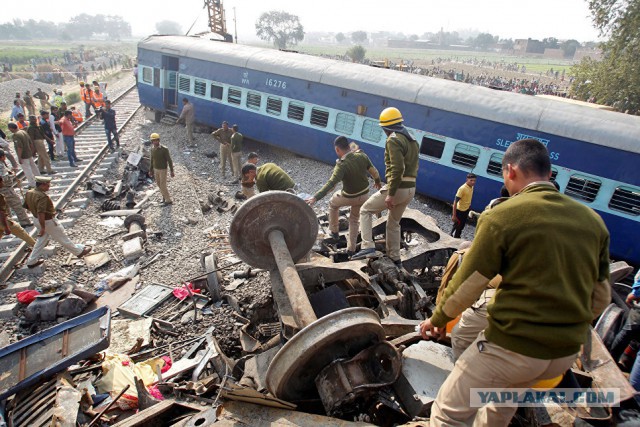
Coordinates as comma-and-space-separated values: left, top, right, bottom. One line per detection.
379, 107, 403, 127
79, 81, 85, 85
150, 133, 160, 140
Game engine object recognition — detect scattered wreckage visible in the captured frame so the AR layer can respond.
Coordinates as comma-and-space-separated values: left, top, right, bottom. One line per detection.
0, 191, 637, 426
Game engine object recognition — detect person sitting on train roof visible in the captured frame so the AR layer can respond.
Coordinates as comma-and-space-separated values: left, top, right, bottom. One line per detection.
306, 136, 381, 256
419, 138, 611, 426
241, 163, 295, 195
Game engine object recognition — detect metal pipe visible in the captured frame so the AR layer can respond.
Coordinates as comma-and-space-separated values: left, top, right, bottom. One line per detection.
268, 229, 317, 327
87, 384, 130, 426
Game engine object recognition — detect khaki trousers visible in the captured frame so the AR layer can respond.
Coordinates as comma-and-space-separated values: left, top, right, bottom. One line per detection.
0, 184, 31, 224
328, 192, 369, 252
359, 186, 414, 261
34, 140, 53, 173
27, 219, 84, 265
451, 289, 496, 361
20, 158, 39, 187
39, 99, 51, 110
186, 122, 194, 144
154, 168, 172, 203
0, 218, 35, 247
431, 331, 577, 426
231, 152, 242, 179
219, 144, 232, 177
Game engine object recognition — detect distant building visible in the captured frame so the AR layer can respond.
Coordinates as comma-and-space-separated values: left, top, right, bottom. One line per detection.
573, 48, 603, 61
543, 48, 564, 60
514, 39, 545, 54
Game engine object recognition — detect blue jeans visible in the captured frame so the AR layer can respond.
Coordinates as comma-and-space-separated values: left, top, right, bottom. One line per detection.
63, 135, 79, 165
105, 128, 119, 149
630, 355, 640, 403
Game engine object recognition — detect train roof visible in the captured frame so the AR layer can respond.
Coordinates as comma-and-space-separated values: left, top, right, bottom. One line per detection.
139, 35, 640, 154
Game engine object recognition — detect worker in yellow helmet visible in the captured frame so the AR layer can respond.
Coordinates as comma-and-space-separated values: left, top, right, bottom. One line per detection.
352, 107, 419, 268
149, 133, 175, 206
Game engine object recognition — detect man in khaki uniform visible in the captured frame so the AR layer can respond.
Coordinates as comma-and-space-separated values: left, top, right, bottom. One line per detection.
241, 163, 294, 194
230, 124, 243, 180
0, 179, 35, 247
0, 149, 32, 227
307, 136, 381, 254
23, 90, 36, 118
24, 176, 91, 268
211, 121, 233, 178
7, 122, 39, 187
26, 115, 55, 175
149, 133, 174, 206
177, 98, 195, 145
353, 107, 419, 267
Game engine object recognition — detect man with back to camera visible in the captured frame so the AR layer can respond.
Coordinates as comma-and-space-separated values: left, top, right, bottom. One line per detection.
102, 100, 119, 150
0, 177, 35, 248
419, 138, 611, 425
7, 122, 39, 188
176, 98, 195, 146
451, 173, 476, 238
230, 124, 243, 181
149, 133, 175, 206
306, 136, 382, 255
0, 149, 33, 227
352, 107, 419, 267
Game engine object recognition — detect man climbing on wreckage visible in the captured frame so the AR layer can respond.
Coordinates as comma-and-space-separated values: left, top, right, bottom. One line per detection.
419, 138, 611, 426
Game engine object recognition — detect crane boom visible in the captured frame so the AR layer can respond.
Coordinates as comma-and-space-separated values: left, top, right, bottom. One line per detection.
204, 0, 232, 41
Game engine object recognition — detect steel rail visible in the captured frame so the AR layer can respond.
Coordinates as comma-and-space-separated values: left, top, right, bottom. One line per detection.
0, 84, 141, 283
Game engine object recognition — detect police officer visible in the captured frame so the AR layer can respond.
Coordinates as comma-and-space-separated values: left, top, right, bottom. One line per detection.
149, 133, 175, 206
0, 149, 32, 227
230, 124, 243, 181
0, 178, 35, 247
24, 176, 91, 268
241, 162, 294, 194
7, 122, 39, 188
306, 136, 381, 254
353, 107, 419, 267
211, 121, 233, 178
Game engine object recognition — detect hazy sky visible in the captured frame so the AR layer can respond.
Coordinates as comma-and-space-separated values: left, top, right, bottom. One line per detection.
6, 0, 602, 43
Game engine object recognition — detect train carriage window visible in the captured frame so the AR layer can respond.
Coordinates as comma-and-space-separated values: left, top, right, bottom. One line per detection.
361, 119, 383, 143
609, 186, 640, 216
335, 112, 355, 134
228, 88, 242, 105
142, 67, 152, 84
487, 153, 504, 175
167, 72, 177, 89
194, 79, 206, 96
246, 92, 261, 110
550, 168, 558, 182
420, 136, 445, 159
287, 102, 305, 121
565, 174, 601, 203
310, 108, 329, 128
452, 143, 480, 169
178, 75, 191, 93
210, 84, 223, 100
266, 97, 282, 116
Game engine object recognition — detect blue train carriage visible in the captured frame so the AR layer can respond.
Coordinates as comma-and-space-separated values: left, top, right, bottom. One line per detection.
137, 35, 640, 264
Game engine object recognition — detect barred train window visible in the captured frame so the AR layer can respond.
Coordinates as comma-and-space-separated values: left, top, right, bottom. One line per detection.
335, 112, 355, 134
210, 84, 223, 100
178, 75, 191, 93
167, 72, 177, 89
194, 80, 206, 96
361, 119, 383, 143
227, 88, 242, 105
420, 136, 445, 159
287, 102, 305, 121
310, 108, 329, 127
247, 92, 261, 110
609, 186, 640, 216
452, 143, 480, 169
486, 153, 503, 176
142, 67, 152, 84
550, 168, 558, 182
267, 97, 282, 115
565, 174, 601, 203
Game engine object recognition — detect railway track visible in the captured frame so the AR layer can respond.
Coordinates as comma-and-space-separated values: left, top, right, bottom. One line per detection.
0, 85, 141, 282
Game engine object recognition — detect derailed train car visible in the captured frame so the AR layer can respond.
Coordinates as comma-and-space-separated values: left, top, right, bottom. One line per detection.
137, 35, 640, 264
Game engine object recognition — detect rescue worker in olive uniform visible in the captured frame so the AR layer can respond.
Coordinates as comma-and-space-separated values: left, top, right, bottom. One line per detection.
230, 124, 243, 181
0, 178, 35, 247
353, 107, 419, 267
306, 136, 382, 254
241, 163, 294, 194
7, 122, 39, 188
149, 133, 175, 206
211, 121, 233, 178
0, 149, 33, 227
24, 176, 92, 268
26, 115, 55, 175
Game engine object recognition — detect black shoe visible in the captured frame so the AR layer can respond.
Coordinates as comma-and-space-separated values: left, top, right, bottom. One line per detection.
27, 259, 45, 268
393, 259, 403, 269
20, 222, 34, 227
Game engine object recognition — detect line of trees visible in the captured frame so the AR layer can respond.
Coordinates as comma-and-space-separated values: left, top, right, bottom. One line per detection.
0, 15, 132, 40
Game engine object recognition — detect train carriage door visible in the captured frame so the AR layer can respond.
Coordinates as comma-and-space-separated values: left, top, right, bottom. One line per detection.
161, 56, 179, 111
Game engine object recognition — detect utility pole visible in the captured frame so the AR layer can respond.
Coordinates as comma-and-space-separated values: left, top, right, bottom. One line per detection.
233, 7, 238, 44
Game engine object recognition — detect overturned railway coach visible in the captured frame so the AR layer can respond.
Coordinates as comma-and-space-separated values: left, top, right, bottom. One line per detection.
137, 35, 640, 264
